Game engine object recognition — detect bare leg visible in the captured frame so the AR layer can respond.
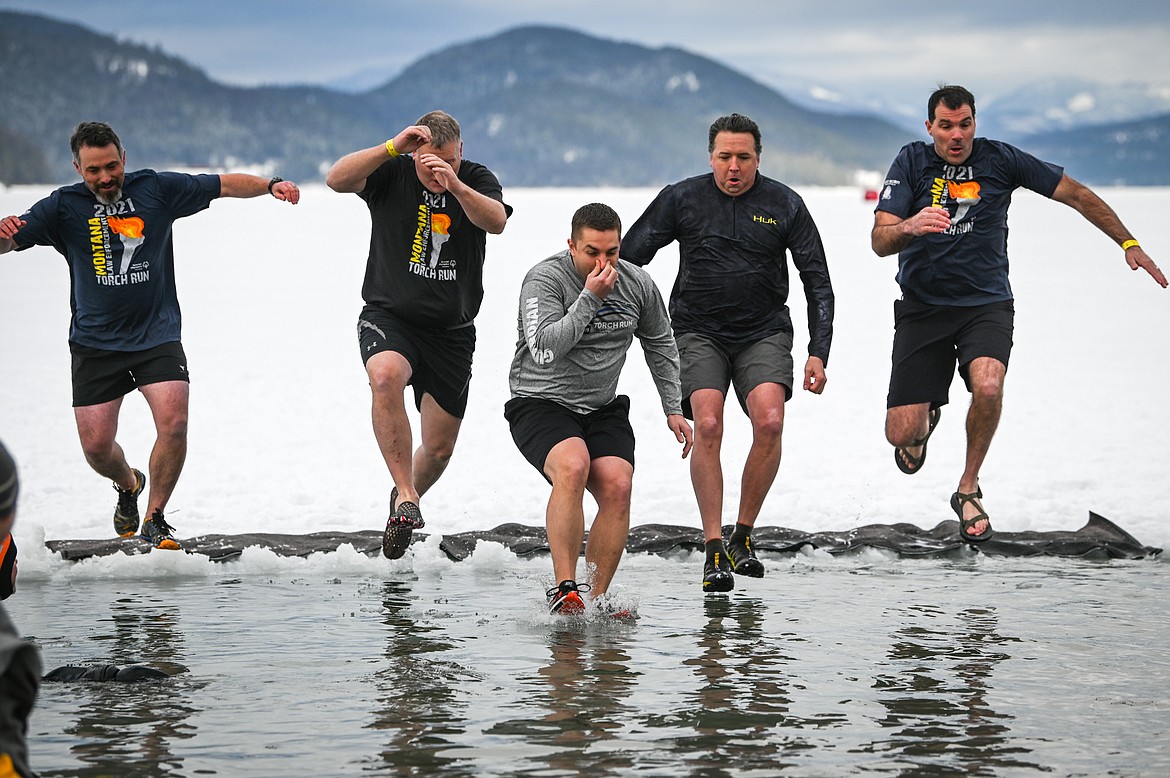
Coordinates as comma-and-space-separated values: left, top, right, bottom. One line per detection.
957, 357, 1005, 537
736, 382, 786, 528
413, 393, 462, 501
543, 438, 590, 585
688, 388, 726, 542
74, 395, 135, 488
583, 455, 633, 597
137, 381, 190, 514
366, 351, 418, 505
886, 401, 934, 465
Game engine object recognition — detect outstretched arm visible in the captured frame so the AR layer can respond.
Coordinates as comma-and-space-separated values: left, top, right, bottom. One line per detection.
0, 215, 26, 254
218, 174, 300, 204
1052, 174, 1166, 288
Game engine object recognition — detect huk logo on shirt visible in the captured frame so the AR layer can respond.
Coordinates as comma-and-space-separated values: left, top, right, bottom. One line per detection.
87, 201, 150, 286
409, 192, 458, 281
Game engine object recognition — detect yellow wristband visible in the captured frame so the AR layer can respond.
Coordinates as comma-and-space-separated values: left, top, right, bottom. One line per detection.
1122, 239, 1141, 251
385, 139, 399, 158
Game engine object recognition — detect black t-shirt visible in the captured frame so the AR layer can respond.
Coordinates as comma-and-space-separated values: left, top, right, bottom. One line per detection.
876, 138, 1063, 306
358, 155, 511, 329
622, 173, 834, 363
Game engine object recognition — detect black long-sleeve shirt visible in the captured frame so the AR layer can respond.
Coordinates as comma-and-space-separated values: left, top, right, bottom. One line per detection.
622, 173, 834, 364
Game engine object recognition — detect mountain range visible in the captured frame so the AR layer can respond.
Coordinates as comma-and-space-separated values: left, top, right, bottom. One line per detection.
2, 11, 1167, 187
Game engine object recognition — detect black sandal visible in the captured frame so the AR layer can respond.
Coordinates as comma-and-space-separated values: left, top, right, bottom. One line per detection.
895, 407, 940, 475
951, 489, 994, 543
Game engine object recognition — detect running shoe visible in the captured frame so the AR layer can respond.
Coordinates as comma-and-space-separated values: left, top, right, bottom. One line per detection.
546, 580, 590, 615
141, 510, 181, 551
113, 468, 145, 537
726, 535, 765, 578
702, 547, 734, 592
382, 491, 424, 560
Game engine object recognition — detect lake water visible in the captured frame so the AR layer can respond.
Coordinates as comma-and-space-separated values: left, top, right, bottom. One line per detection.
10, 543, 1169, 776
3, 183, 1168, 775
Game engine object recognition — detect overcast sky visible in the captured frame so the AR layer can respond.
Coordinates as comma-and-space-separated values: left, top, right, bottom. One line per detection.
6, 1, 1170, 107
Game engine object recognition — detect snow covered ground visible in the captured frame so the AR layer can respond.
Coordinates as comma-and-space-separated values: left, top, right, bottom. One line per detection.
2, 183, 1167, 557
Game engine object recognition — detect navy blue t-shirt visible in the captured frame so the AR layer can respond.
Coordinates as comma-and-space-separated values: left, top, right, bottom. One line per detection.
875, 138, 1063, 306
14, 170, 220, 349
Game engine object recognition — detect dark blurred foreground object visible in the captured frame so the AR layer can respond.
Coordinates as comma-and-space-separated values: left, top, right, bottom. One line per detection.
44, 664, 170, 682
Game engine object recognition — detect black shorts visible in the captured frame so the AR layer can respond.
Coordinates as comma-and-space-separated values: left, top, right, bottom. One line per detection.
887, 298, 1014, 409
357, 304, 476, 419
677, 331, 795, 419
504, 395, 635, 480
69, 341, 189, 408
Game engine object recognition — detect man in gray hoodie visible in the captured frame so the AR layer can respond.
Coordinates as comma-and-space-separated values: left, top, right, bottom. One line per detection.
505, 203, 693, 614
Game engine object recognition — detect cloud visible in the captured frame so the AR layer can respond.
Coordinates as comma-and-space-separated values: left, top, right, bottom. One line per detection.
2, 0, 1167, 102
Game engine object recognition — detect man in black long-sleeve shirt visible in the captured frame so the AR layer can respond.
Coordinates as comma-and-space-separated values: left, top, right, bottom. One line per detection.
623, 113, 835, 593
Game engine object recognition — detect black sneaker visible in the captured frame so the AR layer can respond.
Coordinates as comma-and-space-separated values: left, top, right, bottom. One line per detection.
546, 580, 590, 615
141, 510, 180, 551
727, 535, 765, 578
113, 468, 145, 537
703, 547, 734, 592
382, 491, 424, 560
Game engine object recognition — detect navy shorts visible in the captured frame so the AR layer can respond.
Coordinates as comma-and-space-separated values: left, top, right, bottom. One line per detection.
676, 331, 795, 419
887, 298, 1014, 409
504, 395, 635, 480
69, 341, 189, 408
357, 304, 475, 419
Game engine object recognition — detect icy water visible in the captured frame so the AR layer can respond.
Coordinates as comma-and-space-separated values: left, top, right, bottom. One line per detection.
9, 542, 1170, 777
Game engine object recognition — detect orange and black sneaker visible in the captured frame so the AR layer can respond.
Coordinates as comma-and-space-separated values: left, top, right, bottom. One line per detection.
383, 488, 425, 560
113, 468, 145, 537
141, 509, 181, 551
546, 580, 590, 615
727, 534, 765, 578
702, 545, 734, 592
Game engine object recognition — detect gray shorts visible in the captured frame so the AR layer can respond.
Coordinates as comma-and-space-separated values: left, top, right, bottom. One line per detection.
676, 331, 794, 419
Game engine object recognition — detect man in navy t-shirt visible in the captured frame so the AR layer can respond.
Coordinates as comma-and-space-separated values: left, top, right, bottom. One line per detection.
872, 85, 1166, 543
326, 110, 511, 560
0, 122, 301, 550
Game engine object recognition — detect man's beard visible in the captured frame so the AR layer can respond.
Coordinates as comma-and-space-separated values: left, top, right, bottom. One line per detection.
93, 182, 122, 205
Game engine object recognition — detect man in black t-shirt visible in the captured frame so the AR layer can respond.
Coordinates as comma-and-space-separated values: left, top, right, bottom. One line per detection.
326, 111, 511, 560
0, 122, 301, 550
872, 84, 1166, 543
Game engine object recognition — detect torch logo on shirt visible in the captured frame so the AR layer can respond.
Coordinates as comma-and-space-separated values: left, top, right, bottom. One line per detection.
429, 213, 451, 269
946, 181, 981, 223
409, 205, 456, 280
108, 216, 146, 273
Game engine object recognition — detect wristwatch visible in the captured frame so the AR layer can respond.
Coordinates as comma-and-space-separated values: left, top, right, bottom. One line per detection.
267, 176, 283, 194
